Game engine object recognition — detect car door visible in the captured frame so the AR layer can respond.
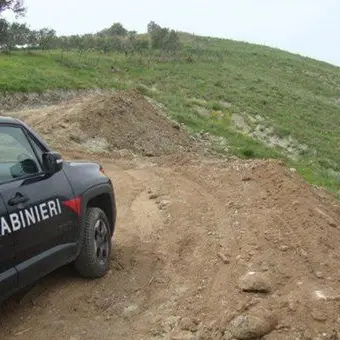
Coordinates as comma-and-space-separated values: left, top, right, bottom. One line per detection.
0, 193, 18, 300
0, 124, 79, 289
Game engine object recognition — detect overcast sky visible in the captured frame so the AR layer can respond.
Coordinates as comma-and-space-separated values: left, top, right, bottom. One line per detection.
4, 0, 340, 66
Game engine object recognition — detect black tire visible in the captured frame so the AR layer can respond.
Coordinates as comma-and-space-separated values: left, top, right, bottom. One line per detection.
75, 207, 112, 278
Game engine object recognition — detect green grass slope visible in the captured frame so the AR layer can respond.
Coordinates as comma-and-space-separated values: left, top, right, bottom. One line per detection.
1, 35, 340, 196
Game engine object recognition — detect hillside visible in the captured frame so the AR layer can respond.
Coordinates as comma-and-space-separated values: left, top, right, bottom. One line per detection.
1, 34, 340, 196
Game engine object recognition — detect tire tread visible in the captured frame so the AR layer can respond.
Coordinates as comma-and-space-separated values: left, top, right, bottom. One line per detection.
75, 207, 111, 278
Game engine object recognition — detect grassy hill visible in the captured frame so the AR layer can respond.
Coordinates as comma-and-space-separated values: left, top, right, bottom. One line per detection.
1, 34, 340, 197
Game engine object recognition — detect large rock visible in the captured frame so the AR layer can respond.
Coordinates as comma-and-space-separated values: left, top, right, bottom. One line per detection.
227, 306, 278, 339
238, 271, 273, 293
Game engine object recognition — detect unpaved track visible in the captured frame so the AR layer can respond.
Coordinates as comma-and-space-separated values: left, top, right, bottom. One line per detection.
1, 151, 340, 340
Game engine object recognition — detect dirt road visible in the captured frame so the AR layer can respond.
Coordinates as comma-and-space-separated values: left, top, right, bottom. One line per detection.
1, 90, 340, 339
1, 150, 340, 340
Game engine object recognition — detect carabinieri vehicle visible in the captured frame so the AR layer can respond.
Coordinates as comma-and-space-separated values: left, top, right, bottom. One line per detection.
0, 117, 117, 302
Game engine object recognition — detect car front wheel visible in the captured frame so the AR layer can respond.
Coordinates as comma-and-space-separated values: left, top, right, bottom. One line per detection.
75, 207, 112, 278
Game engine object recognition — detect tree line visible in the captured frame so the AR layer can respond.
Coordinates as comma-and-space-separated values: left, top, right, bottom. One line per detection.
0, 2, 181, 53
1, 12, 181, 54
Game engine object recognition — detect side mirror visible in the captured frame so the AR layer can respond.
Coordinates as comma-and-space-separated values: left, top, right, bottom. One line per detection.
42, 152, 63, 175
10, 158, 39, 178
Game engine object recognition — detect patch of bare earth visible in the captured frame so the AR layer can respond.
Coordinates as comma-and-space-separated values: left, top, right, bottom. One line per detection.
7, 89, 201, 157
231, 113, 310, 160
0, 90, 340, 339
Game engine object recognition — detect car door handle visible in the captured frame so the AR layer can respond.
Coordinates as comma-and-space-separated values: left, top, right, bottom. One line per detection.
8, 193, 29, 206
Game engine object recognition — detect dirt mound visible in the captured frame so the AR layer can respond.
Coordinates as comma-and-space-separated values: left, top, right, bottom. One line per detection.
9, 89, 199, 157
77, 88, 197, 156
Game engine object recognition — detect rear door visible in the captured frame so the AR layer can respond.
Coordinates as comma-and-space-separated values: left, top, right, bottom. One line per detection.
0, 124, 80, 289
0, 193, 17, 300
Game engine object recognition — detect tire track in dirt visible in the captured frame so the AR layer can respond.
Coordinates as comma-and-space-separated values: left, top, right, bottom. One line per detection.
0, 156, 242, 339
0, 155, 340, 339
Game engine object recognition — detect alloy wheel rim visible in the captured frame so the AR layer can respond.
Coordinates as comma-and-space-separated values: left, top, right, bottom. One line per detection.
94, 219, 109, 265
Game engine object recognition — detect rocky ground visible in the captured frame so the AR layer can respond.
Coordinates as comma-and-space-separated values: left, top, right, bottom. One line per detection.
1, 90, 340, 340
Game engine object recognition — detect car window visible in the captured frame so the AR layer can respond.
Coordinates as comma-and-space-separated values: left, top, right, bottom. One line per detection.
28, 134, 44, 164
0, 126, 41, 184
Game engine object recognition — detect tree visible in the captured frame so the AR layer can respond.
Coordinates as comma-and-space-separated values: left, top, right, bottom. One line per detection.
132, 38, 149, 52
37, 28, 57, 50
147, 21, 181, 51
110, 22, 127, 36
96, 36, 122, 53
147, 21, 160, 34
67, 34, 81, 50
8, 22, 30, 45
163, 30, 180, 52
82, 34, 96, 51
97, 22, 128, 37
128, 30, 137, 42
27, 29, 39, 46
150, 26, 168, 49
0, 0, 26, 17
0, 18, 9, 47
0, 20, 32, 50
127, 30, 136, 43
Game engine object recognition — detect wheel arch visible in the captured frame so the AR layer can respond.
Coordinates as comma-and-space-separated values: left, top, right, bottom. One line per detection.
87, 193, 115, 234
76, 184, 116, 256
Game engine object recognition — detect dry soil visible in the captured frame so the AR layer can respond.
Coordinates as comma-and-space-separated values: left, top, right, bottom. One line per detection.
1, 90, 340, 340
